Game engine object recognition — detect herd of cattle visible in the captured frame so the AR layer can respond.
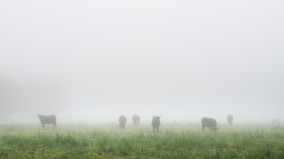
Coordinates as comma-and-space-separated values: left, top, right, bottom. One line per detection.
38, 114, 239, 132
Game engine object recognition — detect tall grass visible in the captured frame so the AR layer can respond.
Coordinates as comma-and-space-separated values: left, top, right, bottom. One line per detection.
0, 123, 283, 158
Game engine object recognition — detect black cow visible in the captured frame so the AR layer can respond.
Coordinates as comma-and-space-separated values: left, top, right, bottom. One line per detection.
201, 117, 218, 132
132, 114, 140, 126
152, 116, 161, 132
227, 114, 234, 126
38, 115, 56, 128
119, 115, 127, 129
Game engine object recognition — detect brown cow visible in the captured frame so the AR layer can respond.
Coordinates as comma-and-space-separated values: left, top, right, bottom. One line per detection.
119, 115, 127, 129
152, 116, 161, 132
227, 114, 233, 126
38, 115, 56, 128
201, 117, 218, 132
132, 114, 140, 126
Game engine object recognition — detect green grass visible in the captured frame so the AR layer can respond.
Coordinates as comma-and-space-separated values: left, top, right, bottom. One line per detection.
0, 123, 284, 159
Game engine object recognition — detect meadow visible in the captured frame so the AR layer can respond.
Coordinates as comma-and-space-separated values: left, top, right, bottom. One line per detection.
0, 123, 284, 159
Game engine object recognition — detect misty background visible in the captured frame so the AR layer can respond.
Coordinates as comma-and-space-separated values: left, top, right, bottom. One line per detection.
0, 0, 283, 124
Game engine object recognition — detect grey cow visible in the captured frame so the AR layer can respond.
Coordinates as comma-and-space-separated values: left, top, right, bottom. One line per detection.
227, 114, 234, 126
201, 117, 218, 132
119, 115, 127, 129
38, 115, 56, 128
132, 114, 140, 126
152, 116, 161, 132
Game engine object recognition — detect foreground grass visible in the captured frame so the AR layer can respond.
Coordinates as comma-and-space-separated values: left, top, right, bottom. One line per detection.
0, 123, 284, 159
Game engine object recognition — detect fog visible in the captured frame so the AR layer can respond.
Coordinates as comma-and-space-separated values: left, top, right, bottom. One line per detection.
0, 0, 283, 124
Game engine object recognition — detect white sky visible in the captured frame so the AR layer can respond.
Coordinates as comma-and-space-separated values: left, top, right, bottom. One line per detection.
0, 0, 283, 123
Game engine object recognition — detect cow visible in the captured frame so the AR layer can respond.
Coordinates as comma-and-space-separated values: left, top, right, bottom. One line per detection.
227, 114, 234, 126
132, 114, 140, 126
201, 117, 218, 132
119, 115, 127, 129
152, 116, 161, 132
38, 115, 56, 128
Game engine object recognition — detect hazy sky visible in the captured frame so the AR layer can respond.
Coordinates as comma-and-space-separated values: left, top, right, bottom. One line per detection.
0, 0, 283, 123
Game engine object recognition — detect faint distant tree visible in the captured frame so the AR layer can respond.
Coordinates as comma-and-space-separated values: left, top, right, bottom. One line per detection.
0, 74, 21, 115
271, 119, 280, 125
0, 73, 65, 121
20, 78, 66, 114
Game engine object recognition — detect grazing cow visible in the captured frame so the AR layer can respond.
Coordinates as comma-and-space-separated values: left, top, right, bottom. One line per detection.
227, 114, 234, 126
132, 114, 140, 126
152, 116, 161, 132
201, 117, 218, 132
119, 115, 127, 129
38, 115, 56, 128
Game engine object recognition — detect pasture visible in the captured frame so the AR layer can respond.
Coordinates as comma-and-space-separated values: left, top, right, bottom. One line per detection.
0, 123, 283, 159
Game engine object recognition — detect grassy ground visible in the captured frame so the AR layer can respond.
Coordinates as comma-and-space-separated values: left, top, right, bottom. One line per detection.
0, 123, 283, 159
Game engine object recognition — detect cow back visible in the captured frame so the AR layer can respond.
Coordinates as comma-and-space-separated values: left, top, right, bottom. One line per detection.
201, 117, 217, 128
38, 115, 56, 124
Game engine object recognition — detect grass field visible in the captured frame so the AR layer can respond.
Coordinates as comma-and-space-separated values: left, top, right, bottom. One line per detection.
0, 123, 283, 159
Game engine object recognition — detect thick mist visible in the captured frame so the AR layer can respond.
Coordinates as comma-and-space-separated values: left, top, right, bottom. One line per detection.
0, 0, 283, 124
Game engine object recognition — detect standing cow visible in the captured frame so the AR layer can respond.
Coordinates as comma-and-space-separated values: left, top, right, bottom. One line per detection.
38, 115, 56, 128
201, 117, 218, 132
227, 114, 234, 126
152, 116, 161, 132
119, 115, 127, 129
132, 114, 140, 126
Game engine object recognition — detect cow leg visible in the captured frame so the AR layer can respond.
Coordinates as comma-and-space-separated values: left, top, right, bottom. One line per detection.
202, 126, 205, 132
42, 124, 45, 128
157, 127, 159, 133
